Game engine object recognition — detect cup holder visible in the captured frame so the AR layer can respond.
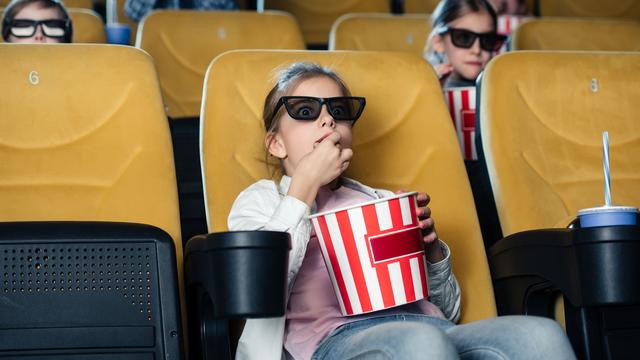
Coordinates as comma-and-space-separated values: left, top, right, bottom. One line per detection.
185, 230, 291, 318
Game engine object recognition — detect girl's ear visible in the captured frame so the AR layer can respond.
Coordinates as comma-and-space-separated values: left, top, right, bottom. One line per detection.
432, 34, 446, 55
265, 132, 287, 159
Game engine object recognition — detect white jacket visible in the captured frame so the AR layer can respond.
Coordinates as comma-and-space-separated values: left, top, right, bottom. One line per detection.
228, 176, 462, 360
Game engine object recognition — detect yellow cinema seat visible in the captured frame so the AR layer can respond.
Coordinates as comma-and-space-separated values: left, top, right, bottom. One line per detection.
136, 10, 305, 119
265, 0, 390, 46
538, 0, 640, 20
329, 13, 430, 55
70, 8, 106, 43
0, 44, 183, 357
513, 18, 640, 51
137, 10, 305, 244
200, 50, 497, 327
479, 51, 640, 359
480, 51, 640, 234
403, 0, 441, 13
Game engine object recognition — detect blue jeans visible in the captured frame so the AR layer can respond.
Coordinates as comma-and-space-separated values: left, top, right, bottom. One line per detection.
311, 314, 576, 360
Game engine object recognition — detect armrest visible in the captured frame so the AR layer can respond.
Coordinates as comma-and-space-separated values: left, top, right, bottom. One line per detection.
184, 231, 291, 360
489, 226, 640, 315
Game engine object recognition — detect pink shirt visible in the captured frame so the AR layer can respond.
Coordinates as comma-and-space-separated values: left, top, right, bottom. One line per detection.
284, 185, 444, 360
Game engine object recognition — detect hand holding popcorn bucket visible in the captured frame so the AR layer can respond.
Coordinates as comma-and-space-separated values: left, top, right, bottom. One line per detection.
309, 192, 429, 316
444, 86, 477, 160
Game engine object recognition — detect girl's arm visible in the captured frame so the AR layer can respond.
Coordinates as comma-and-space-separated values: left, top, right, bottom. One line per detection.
426, 241, 462, 323
228, 180, 312, 293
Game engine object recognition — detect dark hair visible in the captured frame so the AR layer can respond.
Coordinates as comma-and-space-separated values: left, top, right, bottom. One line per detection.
432, 0, 498, 31
2, 0, 73, 43
424, 0, 498, 63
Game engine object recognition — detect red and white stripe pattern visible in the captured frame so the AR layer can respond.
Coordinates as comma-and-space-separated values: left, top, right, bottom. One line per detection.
496, 15, 533, 54
310, 193, 428, 316
445, 86, 477, 160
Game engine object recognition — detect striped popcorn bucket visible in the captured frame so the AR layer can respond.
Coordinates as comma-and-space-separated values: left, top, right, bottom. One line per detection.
444, 86, 477, 161
496, 15, 533, 53
309, 192, 428, 316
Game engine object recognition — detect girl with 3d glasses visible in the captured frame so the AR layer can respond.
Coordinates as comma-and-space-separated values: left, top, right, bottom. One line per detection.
2, 0, 72, 43
424, 0, 506, 88
227, 62, 575, 360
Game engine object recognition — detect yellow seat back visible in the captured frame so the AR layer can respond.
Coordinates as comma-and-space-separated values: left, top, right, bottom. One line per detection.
265, 0, 389, 45
329, 13, 430, 55
200, 50, 496, 324
513, 18, 640, 51
404, 0, 441, 13
479, 51, 640, 235
0, 43, 182, 270
70, 8, 106, 43
137, 10, 305, 119
539, 0, 640, 19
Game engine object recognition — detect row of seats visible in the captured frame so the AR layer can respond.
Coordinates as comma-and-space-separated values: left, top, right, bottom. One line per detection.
5, 7, 640, 54
13, 0, 636, 47
2, 44, 639, 359
127, 10, 640, 244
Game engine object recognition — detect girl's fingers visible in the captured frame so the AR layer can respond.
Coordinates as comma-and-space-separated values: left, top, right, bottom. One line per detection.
422, 231, 438, 244
417, 206, 431, 219
419, 217, 434, 229
340, 148, 353, 162
341, 160, 350, 171
326, 131, 341, 144
416, 192, 431, 206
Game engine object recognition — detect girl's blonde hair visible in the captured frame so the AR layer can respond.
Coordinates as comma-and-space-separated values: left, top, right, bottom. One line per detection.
423, 0, 498, 66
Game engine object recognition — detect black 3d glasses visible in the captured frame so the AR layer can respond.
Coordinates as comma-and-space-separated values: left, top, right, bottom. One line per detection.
437, 27, 507, 52
272, 96, 366, 124
9, 19, 69, 38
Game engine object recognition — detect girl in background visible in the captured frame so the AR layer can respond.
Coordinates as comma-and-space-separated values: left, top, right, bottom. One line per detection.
424, 0, 506, 87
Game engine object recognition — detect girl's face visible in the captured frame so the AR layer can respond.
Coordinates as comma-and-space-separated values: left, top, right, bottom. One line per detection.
8, 3, 65, 43
434, 10, 494, 82
268, 76, 354, 176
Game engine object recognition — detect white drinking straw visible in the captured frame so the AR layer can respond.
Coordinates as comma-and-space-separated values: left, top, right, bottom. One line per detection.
106, 0, 118, 24
603, 131, 611, 207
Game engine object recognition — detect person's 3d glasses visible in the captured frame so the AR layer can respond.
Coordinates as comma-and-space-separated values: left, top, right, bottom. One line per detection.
436, 27, 507, 52
272, 96, 366, 124
9, 19, 69, 38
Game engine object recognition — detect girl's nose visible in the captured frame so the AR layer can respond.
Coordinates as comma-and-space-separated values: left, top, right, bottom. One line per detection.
470, 38, 482, 54
319, 105, 336, 128
33, 24, 46, 42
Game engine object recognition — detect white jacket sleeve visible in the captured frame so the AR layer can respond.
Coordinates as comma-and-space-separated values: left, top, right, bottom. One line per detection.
227, 180, 312, 360
426, 240, 462, 323
227, 180, 312, 289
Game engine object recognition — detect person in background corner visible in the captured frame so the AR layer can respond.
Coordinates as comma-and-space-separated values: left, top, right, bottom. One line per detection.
2, 0, 72, 43
124, 0, 238, 23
